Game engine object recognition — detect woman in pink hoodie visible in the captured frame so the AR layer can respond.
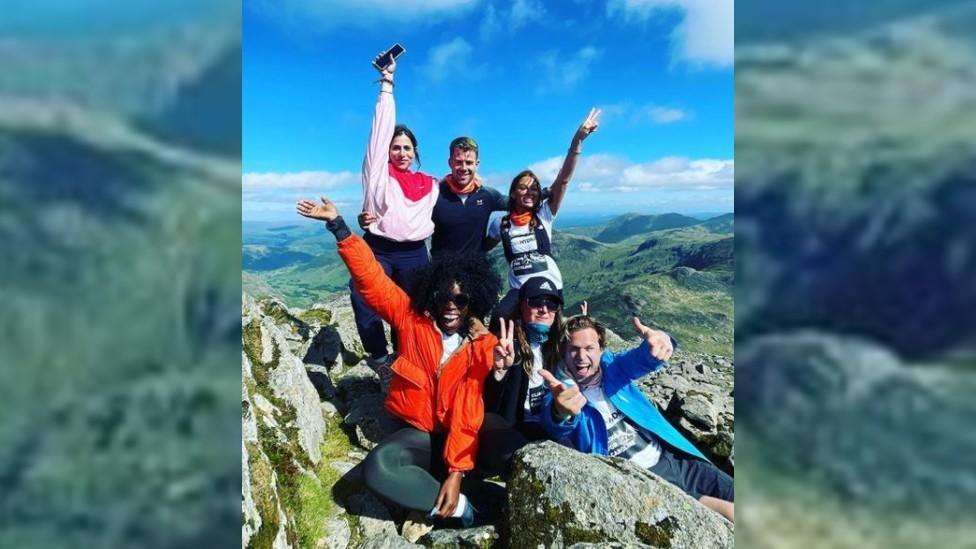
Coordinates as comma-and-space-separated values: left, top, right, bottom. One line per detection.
354, 52, 439, 388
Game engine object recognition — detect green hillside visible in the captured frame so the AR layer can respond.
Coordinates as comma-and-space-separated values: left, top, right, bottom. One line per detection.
245, 213, 734, 356
593, 212, 701, 243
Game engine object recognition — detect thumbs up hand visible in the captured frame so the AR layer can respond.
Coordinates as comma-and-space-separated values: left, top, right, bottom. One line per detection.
632, 317, 673, 362
539, 370, 587, 419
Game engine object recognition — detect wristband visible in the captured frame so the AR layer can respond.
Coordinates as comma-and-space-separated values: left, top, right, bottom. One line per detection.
325, 216, 352, 241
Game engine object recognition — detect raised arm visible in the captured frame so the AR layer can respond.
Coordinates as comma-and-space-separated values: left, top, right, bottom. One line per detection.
609, 317, 676, 383
362, 54, 398, 213
548, 107, 600, 215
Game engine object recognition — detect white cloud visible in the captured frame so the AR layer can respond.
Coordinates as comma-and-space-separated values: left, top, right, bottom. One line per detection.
607, 0, 733, 67
587, 102, 692, 125
479, 3, 501, 41
243, 170, 357, 191
423, 38, 486, 83
526, 153, 732, 192
478, 0, 544, 40
510, 0, 545, 30
645, 105, 690, 124
247, 0, 480, 29
537, 46, 602, 92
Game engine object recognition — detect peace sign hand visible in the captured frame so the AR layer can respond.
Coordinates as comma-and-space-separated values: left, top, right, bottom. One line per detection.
632, 316, 673, 362
493, 319, 516, 373
575, 107, 601, 142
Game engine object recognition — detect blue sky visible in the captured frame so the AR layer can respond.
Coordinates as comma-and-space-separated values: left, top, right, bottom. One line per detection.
244, 0, 733, 222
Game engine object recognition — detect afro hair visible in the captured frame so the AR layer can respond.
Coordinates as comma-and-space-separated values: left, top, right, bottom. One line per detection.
408, 251, 501, 323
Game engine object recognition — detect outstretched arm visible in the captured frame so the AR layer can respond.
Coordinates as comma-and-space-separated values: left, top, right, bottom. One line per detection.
362, 54, 398, 214
548, 107, 600, 215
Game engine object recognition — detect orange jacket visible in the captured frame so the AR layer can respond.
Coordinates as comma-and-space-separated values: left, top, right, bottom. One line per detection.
338, 234, 498, 472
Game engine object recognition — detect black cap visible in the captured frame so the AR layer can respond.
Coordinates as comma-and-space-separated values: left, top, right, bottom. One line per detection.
519, 276, 563, 304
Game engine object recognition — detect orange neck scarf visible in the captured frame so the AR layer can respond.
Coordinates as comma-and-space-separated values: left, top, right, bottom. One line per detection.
445, 174, 479, 196
509, 211, 533, 226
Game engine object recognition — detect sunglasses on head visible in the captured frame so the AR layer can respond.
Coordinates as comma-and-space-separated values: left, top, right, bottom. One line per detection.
527, 296, 560, 310
436, 291, 471, 309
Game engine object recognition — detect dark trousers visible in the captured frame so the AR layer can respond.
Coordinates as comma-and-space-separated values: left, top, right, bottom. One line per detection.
649, 447, 735, 502
362, 427, 496, 514
476, 413, 548, 478
350, 232, 429, 359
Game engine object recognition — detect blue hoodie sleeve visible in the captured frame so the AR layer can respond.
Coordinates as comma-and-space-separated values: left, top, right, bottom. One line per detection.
608, 336, 677, 383
541, 392, 580, 440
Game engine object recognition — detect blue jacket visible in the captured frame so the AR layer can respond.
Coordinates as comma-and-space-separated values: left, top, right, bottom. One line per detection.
541, 341, 708, 461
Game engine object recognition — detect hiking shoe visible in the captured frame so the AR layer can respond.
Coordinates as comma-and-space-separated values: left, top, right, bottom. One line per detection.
366, 355, 393, 395
400, 511, 434, 543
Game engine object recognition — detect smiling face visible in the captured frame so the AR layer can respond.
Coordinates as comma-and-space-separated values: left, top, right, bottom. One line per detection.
448, 148, 479, 187
434, 282, 469, 334
510, 175, 541, 213
563, 327, 603, 384
389, 134, 415, 171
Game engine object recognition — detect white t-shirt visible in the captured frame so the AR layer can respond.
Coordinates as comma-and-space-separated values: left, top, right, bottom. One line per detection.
582, 386, 662, 468
441, 332, 463, 364
487, 201, 563, 290
523, 344, 547, 422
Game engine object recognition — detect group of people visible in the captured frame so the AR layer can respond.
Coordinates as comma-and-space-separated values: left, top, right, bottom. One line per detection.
295, 51, 733, 534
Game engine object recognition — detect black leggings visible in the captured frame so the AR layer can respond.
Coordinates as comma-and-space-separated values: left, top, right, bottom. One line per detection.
476, 413, 548, 478
362, 425, 510, 515
362, 427, 447, 512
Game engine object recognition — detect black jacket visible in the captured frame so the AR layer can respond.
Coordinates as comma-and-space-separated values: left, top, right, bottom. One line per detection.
483, 350, 532, 427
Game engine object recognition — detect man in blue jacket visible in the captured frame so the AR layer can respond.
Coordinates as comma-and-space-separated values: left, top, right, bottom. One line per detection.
539, 314, 734, 522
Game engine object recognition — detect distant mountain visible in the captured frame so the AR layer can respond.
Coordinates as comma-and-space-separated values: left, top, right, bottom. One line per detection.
553, 224, 734, 356
593, 213, 701, 243
697, 213, 734, 234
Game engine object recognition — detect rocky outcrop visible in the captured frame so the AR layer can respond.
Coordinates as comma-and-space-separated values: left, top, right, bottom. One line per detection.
638, 351, 735, 471
242, 295, 331, 548
507, 441, 733, 548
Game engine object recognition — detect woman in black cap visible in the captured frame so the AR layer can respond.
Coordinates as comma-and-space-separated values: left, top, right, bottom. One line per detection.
478, 276, 567, 476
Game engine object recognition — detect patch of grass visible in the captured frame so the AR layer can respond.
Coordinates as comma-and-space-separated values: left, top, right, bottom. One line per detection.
293, 411, 362, 548
298, 308, 332, 326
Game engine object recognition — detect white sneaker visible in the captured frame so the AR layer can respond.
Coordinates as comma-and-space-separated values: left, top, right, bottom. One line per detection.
366, 355, 393, 395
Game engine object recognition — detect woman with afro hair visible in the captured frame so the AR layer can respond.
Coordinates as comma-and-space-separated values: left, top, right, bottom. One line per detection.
297, 196, 510, 528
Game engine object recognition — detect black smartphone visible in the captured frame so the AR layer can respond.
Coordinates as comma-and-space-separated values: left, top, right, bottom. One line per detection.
373, 43, 405, 71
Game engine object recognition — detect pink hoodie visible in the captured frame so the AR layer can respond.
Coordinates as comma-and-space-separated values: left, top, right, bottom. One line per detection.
361, 83, 438, 242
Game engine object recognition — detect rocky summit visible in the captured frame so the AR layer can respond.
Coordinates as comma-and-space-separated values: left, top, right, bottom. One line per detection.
242, 293, 734, 548
507, 441, 733, 548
